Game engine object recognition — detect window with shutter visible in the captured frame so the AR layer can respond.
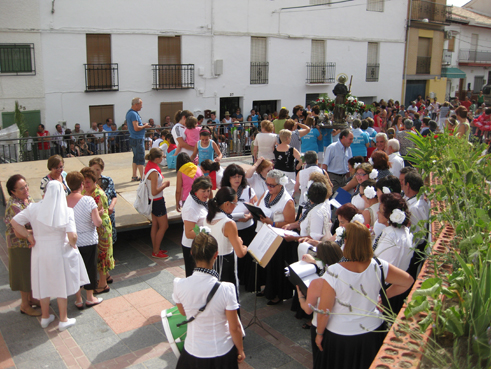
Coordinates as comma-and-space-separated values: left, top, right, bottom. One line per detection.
366, 42, 379, 82
0, 44, 35, 75
251, 37, 268, 84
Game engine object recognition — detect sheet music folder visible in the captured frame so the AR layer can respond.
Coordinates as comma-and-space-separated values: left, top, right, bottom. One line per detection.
247, 225, 283, 267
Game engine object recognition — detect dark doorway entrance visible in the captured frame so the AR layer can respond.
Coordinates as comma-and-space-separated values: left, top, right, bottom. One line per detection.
252, 100, 277, 119
219, 97, 240, 121
405, 80, 426, 107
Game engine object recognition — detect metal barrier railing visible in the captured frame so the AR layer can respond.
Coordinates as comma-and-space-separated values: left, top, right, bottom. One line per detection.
0, 123, 259, 164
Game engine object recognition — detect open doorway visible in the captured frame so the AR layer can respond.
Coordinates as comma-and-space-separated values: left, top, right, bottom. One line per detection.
219, 97, 241, 121
251, 100, 277, 119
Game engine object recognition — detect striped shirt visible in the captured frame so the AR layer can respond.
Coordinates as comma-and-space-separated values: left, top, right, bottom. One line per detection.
72, 196, 98, 247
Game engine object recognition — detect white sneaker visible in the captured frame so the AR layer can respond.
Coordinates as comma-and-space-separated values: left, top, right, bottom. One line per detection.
58, 318, 76, 331
40, 314, 55, 328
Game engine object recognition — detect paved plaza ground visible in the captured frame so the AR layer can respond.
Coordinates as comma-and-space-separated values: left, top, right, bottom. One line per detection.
0, 204, 314, 369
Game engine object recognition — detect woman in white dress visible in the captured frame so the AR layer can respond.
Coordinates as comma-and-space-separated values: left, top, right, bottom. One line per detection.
349, 163, 374, 211
359, 179, 379, 228
373, 193, 413, 314
11, 181, 89, 331
253, 120, 277, 162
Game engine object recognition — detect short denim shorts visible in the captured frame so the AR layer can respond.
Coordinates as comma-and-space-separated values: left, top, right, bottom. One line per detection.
130, 138, 145, 165
151, 198, 167, 217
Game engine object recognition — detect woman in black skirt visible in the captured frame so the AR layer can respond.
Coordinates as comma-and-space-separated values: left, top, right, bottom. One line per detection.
313, 221, 413, 369
220, 164, 258, 292
173, 232, 245, 369
205, 187, 248, 306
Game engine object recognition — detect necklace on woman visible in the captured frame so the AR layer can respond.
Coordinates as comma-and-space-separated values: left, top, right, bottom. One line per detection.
194, 267, 219, 279
299, 202, 317, 223
264, 186, 284, 208
236, 186, 244, 202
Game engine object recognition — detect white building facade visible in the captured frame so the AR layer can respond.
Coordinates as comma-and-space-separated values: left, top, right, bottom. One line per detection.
443, 1, 491, 101
1, 0, 408, 132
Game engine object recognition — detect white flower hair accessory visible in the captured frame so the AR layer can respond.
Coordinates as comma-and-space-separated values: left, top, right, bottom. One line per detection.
364, 186, 377, 199
368, 157, 374, 165
382, 186, 391, 194
335, 226, 346, 243
354, 163, 361, 169
279, 175, 289, 186
369, 169, 378, 180
351, 214, 365, 223
389, 209, 406, 226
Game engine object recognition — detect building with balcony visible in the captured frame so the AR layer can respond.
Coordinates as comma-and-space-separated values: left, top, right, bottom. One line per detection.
443, 0, 491, 102
1, 0, 408, 133
403, 0, 449, 106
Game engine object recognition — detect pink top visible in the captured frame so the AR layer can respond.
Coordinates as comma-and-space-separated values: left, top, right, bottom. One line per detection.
184, 127, 201, 147
181, 166, 203, 202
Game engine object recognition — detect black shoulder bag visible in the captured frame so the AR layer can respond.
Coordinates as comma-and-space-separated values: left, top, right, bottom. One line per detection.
373, 257, 390, 313
176, 282, 221, 327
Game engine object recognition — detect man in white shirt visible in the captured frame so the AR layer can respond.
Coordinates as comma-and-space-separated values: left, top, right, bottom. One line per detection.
387, 139, 404, 178
407, 101, 418, 118
402, 171, 430, 279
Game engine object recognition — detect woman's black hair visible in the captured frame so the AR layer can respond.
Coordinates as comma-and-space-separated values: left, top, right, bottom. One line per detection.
307, 182, 327, 204
191, 233, 218, 263
176, 152, 192, 173
375, 175, 401, 194
348, 156, 364, 167
379, 193, 411, 227
201, 159, 220, 172
191, 176, 212, 194
6, 174, 26, 196
220, 163, 248, 189
207, 186, 236, 223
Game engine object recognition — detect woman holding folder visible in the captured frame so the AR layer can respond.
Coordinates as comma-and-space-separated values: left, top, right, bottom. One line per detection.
220, 164, 258, 292
256, 169, 296, 305
205, 187, 248, 307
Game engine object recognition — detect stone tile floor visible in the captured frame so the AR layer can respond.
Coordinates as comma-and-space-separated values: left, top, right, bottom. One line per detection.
0, 213, 313, 369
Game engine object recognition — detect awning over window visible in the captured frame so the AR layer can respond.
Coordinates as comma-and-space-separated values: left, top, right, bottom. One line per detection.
441, 67, 466, 79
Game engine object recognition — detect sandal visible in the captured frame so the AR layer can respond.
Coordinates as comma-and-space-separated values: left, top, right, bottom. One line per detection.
74, 301, 84, 310
94, 285, 110, 295
85, 297, 103, 307
106, 275, 113, 284
131, 176, 141, 182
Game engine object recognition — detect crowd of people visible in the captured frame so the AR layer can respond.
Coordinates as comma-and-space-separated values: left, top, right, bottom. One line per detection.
5, 93, 488, 369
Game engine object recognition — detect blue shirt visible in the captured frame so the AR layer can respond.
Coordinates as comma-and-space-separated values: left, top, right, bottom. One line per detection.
300, 128, 320, 153
351, 128, 369, 157
126, 109, 144, 139
198, 140, 215, 165
323, 140, 352, 175
251, 114, 259, 127
362, 111, 374, 119
320, 128, 333, 148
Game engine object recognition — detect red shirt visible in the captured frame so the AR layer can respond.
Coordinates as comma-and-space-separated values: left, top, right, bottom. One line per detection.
461, 100, 471, 110
37, 130, 50, 150
167, 143, 177, 153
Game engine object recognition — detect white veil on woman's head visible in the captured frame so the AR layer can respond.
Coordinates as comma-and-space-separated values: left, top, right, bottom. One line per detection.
38, 181, 69, 228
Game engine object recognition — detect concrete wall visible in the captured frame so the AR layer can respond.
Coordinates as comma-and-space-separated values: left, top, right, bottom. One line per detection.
1, 0, 408, 131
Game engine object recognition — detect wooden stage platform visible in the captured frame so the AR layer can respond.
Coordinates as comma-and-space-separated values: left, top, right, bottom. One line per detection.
0, 152, 252, 230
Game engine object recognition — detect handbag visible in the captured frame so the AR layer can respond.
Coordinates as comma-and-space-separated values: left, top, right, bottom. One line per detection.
176, 281, 221, 327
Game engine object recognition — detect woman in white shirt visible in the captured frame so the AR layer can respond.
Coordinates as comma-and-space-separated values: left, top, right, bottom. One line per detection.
181, 177, 213, 277
220, 164, 259, 292
245, 156, 273, 201
173, 232, 245, 368
314, 221, 413, 369
253, 120, 277, 162
257, 170, 296, 305
66, 172, 104, 309
373, 193, 413, 313
205, 187, 248, 305
359, 179, 379, 228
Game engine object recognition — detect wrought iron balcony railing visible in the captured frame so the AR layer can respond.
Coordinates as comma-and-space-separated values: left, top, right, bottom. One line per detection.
250, 62, 269, 84
416, 56, 431, 74
84, 63, 119, 92
411, 0, 449, 24
366, 64, 379, 82
306, 62, 336, 84
458, 49, 491, 64
152, 64, 195, 90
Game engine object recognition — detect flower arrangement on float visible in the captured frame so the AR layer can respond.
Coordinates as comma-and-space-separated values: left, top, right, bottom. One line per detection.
311, 93, 367, 114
